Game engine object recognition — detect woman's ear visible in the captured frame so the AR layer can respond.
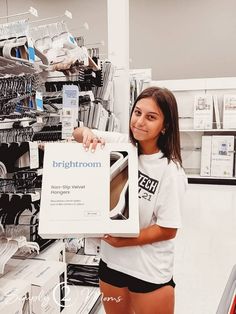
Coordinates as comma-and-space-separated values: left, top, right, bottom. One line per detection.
163, 123, 169, 134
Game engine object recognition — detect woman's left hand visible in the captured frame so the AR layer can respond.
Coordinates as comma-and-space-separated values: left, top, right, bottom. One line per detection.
102, 234, 137, 247
101, 225, 177, 248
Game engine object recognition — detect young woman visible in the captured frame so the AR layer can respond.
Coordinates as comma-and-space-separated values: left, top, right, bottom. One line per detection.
73, 87, 187, 314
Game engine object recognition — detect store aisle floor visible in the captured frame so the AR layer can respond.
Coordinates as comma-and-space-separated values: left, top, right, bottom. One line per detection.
174, 190, 236, 314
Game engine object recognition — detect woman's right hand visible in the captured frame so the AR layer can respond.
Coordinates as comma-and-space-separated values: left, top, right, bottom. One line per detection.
73, 127, 105, 152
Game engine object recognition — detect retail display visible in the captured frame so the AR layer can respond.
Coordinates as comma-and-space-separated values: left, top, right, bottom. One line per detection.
0, 8, 120, 254
151, 77, 236, 184
200, 135, 235, 178
0, 11, 119, 313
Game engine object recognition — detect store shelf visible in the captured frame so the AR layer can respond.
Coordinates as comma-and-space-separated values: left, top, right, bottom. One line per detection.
156, 77, 236, 185
0, 118, 35, 130
0, 56, 37, 76
180, 129, 236, 132
187, 174, 236, 185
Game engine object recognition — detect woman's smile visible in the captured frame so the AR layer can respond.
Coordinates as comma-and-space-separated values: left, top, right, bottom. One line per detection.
132, 126, 148, 133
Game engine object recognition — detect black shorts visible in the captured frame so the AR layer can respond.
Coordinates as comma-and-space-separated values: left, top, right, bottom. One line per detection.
98, 259, 175, 293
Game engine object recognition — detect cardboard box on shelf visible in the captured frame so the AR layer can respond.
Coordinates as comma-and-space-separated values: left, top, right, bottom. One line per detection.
200, 136, 212, 176
0, 277, 31, 313
30, 240, 65, 263
193, 95, 213, 129
223, 95, 236, 129
211, 135, 234, 177
39, 142, 139, 238
2, 259, 66, 314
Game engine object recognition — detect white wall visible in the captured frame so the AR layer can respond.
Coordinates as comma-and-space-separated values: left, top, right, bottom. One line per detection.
130, 0, 236, 80
3, 0, 236, 81
0, 0, 7, 16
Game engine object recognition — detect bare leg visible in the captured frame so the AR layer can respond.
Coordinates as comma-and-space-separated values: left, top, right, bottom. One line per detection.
129, 286, 174, 314
99, 279, 134, 314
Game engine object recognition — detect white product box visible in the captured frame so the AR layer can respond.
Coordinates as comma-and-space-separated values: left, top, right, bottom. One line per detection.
200, 136, 212, 176
0, 257, 20, 275
213, 95, 221, 129
0, 278, 31, 314
193, 95, 213, 129
84, 238, 101, 255
74, 286, 101, 314
223, 95, 236, 129
30, 240, 65, 262
63, 285, 101, 314
62, 85, 79, 139
2, 259, 67, 314
39, 142, 139, 238
211, 135, 235, 177
65, 252, 99, 266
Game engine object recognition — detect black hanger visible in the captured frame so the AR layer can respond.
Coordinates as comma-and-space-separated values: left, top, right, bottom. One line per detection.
4, 194, 22, 225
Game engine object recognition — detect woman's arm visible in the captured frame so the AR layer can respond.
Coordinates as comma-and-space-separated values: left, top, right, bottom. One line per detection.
73, 127, 129, 148
102, 224, 177, 248
73, 127, 105, 151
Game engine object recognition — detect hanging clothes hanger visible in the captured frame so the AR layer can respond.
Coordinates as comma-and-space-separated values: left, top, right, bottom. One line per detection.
110, 153, 129, 220
0, 234, 39, 274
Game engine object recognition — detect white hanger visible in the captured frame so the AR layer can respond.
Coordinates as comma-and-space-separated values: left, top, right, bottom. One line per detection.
110, 180, 129, 219
110, 154, 128, 181
0, 235, 40, 274
110, 153, 129, 219
2, 36, 31, 64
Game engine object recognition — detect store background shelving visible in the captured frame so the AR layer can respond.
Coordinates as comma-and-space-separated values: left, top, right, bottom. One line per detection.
151, 77, 236, 185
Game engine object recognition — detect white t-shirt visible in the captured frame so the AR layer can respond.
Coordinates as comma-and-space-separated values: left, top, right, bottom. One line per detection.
93, 130, 188, 284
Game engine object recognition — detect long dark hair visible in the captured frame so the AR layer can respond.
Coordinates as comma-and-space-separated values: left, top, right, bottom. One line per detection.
129, 86, 182, 166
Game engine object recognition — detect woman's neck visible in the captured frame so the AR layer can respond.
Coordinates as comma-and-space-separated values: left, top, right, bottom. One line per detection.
138, 142, 160, 155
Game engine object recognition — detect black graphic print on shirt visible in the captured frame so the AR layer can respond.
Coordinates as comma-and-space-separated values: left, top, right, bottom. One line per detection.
138, 170, 159, 201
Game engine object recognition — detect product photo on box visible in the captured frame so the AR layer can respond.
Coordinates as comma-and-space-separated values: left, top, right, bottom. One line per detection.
39, 142, 139, 238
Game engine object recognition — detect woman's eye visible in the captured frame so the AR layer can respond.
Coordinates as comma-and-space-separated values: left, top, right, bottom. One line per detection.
147, 115, 156, 120
134, 110, 141, 115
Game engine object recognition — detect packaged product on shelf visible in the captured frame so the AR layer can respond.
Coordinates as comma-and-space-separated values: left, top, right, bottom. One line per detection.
2, 258, 66, 314
211, 135, 234, 177
0, 278, 31, 313
200, 136, 212, 176
193, 95, 213, 129
213, 95, 221, 129
223, 95, 236, 129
